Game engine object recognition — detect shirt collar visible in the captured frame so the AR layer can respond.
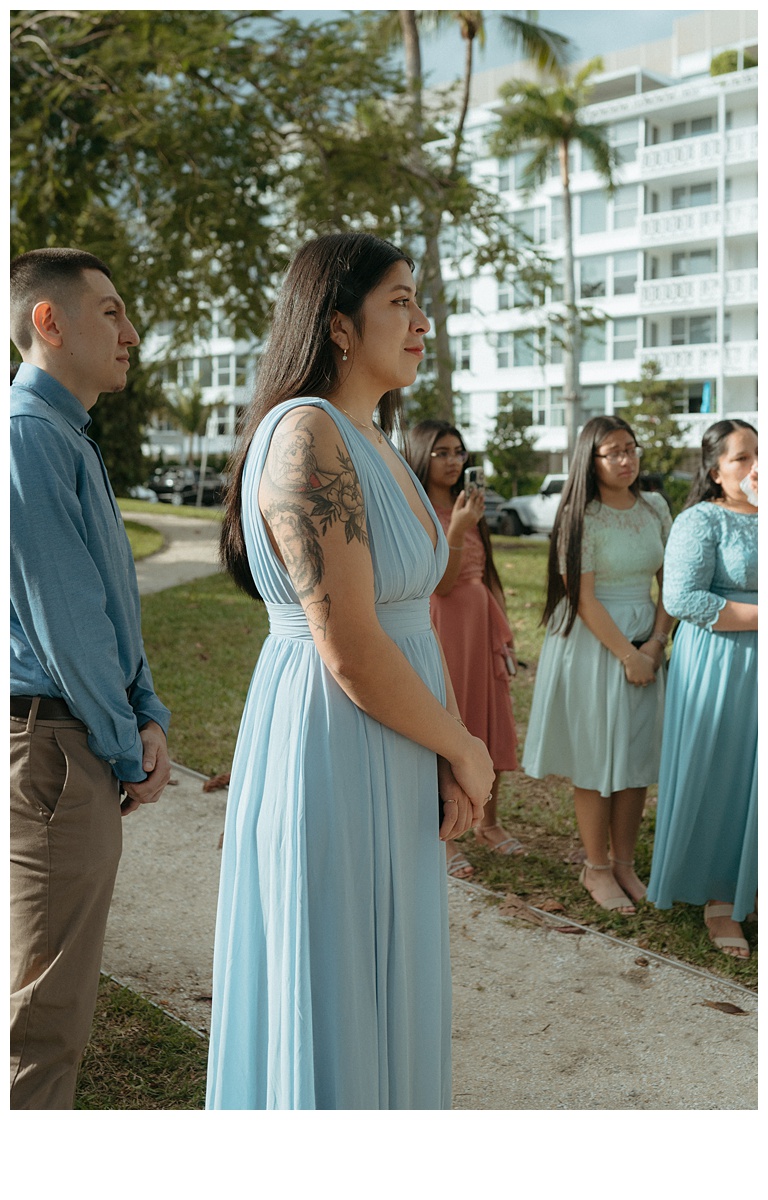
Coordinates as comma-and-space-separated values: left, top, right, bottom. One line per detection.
11, 363, 92, 433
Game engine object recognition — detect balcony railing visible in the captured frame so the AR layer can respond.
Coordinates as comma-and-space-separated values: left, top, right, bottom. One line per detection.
637, 341, 757, 378
638, 269, 758, 312
639, 134, 722, 177
638, 126, 756, 177
640, 199, 757, 245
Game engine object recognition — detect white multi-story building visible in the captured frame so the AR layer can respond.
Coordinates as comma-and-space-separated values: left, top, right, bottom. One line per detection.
443, 9, 758, 464
143, 11, 757, 466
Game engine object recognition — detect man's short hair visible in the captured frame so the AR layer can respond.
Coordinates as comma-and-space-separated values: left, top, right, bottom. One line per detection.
10, 248, 112, 353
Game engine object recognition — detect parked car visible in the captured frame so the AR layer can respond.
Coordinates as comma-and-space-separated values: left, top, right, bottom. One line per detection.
481, 488, 506, 533
127, 484, 158, 502
496, 474, 567, 537
146, 468, 225, 507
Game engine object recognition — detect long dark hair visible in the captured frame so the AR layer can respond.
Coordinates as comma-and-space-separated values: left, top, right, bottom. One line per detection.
543, 415, 645, 636
684, 418, 757, 509
221, 232, 415, 599
403, 419, 504, 601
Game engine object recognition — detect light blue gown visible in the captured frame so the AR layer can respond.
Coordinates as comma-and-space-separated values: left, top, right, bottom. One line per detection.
647, 503, 757, 922
206, 398, 452, 1110
523, 492, 671, 797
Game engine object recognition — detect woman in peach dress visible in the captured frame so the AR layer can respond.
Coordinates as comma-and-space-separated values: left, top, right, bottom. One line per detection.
405, 420, 520, 879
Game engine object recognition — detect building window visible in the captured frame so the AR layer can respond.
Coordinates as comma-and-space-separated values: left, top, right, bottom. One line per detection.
235, 356, 249, 387
215, 355, 232, 386
498, 158, 511, 192
179, 358, 195, 386
498, 278, 513, 311
450, 278, 472, 315
550, 196, 563, 241
672, 182, 714, 209
548, 261, 564, 305
198, 356, 213, 387
515, 207, 546, 244
612, 251, 637, 296
581, 385, 606, 417
690, 315, 714, 344
672, 249, 715, 276
671, 314, 715, 345
581, 324, 606, 362
452, 335, 471, 372
549, 388, 566, 426
612, 184, 637, 230
608, 119, 639, 165
513, 331, 536, 368
580, 190, 607, 235
496, 331, 513, 370
454, 393, 471, 428
514, 150, 535, 188
613, 318, 637, 360
579, 255, 607, 299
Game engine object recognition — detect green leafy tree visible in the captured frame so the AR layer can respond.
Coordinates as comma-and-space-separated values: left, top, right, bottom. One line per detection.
710, 49, 757, 75
490, 58, 618, 461
485, 394, 541, 497
618, 360, 689, 477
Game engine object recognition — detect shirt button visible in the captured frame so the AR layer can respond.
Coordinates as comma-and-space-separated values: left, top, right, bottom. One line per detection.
108, 758, 117, 765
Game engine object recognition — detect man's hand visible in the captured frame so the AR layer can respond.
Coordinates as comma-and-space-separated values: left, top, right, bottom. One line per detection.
120, 721, 171, 816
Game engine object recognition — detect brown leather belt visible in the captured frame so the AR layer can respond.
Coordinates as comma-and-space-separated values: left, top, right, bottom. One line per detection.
10, 695, 76, 721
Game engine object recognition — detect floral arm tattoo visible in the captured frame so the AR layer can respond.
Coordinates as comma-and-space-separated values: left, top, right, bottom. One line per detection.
263, 412, 368, 632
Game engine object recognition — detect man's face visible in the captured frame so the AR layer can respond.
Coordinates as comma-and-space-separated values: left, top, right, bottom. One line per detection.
55, 268, 140, 405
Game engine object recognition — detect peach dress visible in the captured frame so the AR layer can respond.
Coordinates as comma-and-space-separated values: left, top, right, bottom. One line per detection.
430, 506, 517, 771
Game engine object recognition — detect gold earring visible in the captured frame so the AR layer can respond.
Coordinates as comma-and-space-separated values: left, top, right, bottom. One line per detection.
342, 348, 348, 362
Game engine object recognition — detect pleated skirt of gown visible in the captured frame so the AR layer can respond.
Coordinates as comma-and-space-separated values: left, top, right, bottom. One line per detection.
647, 617, 757, 922
522, 585, 665, 798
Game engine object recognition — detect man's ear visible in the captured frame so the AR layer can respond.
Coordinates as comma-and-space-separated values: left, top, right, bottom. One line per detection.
31, 301, 64, 348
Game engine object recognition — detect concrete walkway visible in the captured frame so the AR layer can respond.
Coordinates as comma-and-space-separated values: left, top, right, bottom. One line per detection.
104, 511, 758, 1109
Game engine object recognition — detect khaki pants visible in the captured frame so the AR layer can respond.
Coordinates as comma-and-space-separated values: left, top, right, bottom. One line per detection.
10, 701, 122, 1109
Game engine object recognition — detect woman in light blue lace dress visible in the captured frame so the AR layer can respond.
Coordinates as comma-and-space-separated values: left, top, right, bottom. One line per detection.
523, 417, 674, 914
648, 420, 757, 959
207, 233, 493, 1109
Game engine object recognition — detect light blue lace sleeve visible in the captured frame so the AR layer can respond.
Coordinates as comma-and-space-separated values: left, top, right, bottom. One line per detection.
662, 505, 726, 631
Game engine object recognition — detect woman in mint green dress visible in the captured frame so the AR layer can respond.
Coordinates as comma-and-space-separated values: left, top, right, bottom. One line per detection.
206, 233, 493, 1109
523, 417, 674, 914
648, 420, 757, 959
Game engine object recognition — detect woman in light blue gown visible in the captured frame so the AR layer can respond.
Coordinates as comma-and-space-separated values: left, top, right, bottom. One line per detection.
206, 233, 494, 1109
648, 420, 758, 959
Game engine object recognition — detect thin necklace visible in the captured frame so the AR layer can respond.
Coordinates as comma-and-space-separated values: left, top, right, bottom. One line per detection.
335, 403, 382, 444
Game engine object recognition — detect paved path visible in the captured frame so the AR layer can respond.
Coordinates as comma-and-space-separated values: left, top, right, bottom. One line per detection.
104, 512, 758, 1109
127, 510, 221, 594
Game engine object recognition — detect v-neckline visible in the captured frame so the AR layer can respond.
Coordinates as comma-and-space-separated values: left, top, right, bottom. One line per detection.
329, 405, 439, 554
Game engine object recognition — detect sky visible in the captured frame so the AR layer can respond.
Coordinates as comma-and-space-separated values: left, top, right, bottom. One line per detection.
284, 7, 707, 84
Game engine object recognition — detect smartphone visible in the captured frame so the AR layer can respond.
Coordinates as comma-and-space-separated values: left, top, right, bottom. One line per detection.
463, 466, 485, 496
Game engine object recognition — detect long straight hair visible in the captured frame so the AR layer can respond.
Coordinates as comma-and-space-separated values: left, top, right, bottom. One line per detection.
543, 415, 645, 635
684, 418, 757, 508
403, 419, 504, 600
221, 232, 414, 599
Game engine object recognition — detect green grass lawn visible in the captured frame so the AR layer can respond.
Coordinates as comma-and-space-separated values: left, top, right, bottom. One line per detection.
138, 535, 756, 988
118, 497, 223, 521
123, 519, 164, 561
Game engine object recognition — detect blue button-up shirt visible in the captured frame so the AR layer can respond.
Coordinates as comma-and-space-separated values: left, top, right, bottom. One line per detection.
10, 363, 170, 781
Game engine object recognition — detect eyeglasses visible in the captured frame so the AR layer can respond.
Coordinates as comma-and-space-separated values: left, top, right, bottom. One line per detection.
430, 448, 468, 462
594, 446, 643, 465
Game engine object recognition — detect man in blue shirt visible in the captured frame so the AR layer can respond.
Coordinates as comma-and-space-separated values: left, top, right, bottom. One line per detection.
10, 248, 172, 1108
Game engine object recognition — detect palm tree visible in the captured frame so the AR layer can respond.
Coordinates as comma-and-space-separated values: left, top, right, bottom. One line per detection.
490, 58, 618, 460
161, 385, 209, 467
393, 10, 571, 421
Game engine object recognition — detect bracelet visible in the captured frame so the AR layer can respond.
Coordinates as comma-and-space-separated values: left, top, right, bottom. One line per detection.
448, 544, 464, 551
620, 649, 635, 663
651, 631, 669, 646
453, 715, 467, 729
